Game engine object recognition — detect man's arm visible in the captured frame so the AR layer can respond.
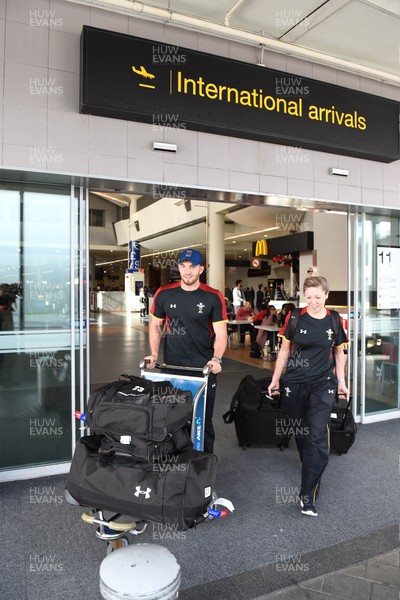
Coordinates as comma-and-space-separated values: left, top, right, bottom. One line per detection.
206, 321, 227, 374
144, 315, 164, 368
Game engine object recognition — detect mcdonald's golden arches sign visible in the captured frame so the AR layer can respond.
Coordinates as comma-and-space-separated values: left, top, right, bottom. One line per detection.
255, 240, 268, 257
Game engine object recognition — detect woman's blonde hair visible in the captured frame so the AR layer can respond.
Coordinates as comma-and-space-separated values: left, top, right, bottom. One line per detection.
303, 276, 329, 293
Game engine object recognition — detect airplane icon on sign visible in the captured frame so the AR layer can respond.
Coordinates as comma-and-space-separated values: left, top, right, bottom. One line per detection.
131, 65, 155, 79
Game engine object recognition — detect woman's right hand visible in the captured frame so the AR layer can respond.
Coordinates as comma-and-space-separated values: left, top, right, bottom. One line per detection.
268, 379, 280, 396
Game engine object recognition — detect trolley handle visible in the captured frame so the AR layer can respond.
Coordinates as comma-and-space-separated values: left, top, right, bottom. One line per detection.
140, 360, 211, 377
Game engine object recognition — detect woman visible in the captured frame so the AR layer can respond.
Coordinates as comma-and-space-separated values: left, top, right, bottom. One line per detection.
255, 305, 277, 355
268, 276, 349, 517
276, 302, 296, 328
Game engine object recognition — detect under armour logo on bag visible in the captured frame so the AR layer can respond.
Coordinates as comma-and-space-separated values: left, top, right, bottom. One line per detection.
328, 389, 335, 394
134, 486, 151, 499
326, 328, 334, 340
300, 329, 307, 334
170, 304, 176, 308
285, 387, 291, 396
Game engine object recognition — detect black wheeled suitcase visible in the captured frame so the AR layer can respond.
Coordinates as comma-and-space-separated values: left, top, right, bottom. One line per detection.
223, 375, 291, 450
329, 397, 357, 455
66, 434, 217, 530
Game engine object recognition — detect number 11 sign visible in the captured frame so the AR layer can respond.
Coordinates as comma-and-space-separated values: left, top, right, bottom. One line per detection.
377, 246, 400, 309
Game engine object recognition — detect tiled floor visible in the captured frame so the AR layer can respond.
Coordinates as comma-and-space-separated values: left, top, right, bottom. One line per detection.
256, 550, 400, 599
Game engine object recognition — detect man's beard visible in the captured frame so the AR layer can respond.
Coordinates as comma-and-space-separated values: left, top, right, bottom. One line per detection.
181, 274, 200, 287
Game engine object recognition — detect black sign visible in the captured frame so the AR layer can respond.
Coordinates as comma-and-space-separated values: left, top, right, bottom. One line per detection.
253, 232, 314, 257
81, 26, 400, 163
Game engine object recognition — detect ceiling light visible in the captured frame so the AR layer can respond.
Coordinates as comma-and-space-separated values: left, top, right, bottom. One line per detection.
225, 226, 280, 241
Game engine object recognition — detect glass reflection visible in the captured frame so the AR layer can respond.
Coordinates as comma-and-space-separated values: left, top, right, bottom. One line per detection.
0, 186, 76, 470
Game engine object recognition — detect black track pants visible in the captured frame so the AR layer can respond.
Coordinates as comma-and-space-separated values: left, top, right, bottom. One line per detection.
282, 377, 337, 505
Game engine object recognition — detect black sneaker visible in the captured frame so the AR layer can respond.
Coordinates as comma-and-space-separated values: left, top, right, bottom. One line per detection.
301, 503, 318, 517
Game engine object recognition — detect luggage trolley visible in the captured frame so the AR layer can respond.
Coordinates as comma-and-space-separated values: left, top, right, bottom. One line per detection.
67, 362, 234, 553
140, 361, 210, 452
140, 361, 234, 520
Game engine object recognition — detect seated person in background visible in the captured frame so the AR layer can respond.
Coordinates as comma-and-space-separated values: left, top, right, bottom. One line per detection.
253, 302, 268, 325
255, 305, 278, 354
235, 301, 256, 345
276, 302, 296, 328
225, 297, 234, 320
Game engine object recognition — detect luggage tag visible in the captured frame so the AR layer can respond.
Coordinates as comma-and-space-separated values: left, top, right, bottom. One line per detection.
206, 497, 235, 519
74, 411, 88, 431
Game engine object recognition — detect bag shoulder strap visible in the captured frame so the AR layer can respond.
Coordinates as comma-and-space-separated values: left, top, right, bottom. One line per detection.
223, 375, 256, 424
287, 307, 301, 340
329, 309, 341, 345
223, 390, 239, 424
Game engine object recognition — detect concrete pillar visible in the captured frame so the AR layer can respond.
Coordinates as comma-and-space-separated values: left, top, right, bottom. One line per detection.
207, 203, 225, 294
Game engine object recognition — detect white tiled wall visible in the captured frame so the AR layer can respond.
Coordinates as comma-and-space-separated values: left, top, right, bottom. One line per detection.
0, 0, 399, 211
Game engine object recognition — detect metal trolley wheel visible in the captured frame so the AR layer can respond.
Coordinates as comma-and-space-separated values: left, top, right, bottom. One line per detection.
81, 509, 148, 554
106, 535, 129, 555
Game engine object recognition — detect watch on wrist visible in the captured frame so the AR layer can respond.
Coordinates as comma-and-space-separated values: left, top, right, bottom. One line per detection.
338, 378, 345, 383
212, 356, 222, 364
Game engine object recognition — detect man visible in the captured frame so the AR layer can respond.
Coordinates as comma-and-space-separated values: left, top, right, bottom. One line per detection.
235, 301, 257, 345
232, 279, 245, 314
144, 248, 227, 454
256, 284, 265, 312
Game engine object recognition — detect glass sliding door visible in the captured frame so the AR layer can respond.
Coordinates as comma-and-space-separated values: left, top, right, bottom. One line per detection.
0, 183, 88, 474
350, 209, 400, 422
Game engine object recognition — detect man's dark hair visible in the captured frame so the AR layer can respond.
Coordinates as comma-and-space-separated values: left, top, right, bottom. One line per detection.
235, 280, 242, 286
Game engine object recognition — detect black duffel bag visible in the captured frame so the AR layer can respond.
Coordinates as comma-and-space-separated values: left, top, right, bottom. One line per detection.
98, 425, 192, 462
66, 435, 217, 530
223, 374, 291, 450
86, 375, 193, 442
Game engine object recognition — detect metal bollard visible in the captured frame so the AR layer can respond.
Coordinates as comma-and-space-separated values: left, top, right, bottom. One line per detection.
99, 543, 181, 600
